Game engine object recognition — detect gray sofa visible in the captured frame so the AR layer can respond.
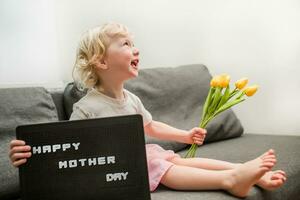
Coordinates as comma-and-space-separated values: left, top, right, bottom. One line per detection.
1, 64, 299, 200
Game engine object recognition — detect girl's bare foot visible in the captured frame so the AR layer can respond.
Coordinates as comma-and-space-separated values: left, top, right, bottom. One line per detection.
224, 149, 276, 198
257, 170, 287, 190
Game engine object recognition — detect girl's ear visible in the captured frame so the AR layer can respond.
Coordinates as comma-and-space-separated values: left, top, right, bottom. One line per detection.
95, 59, 108, 70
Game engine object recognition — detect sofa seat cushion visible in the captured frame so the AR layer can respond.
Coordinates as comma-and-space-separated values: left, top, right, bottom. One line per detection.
151, 133, 300, 200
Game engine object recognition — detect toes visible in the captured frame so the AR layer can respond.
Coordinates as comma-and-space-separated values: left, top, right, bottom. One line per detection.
261, 162, 275, 169
283, 176, 287, 182
261, 155, 277, 167
267, 178, 285, 190
272, 179, 284, 187
262, 157, 277, 165
263, 158, 277, 164
268, 149, 275, 154
271, 171, 286, 180
262, 149, 275, 156
274, 170, 286, 176
271, 172, 287, 183
271, 173, 284, 180
262, 154, 276, 160
261, 151, 270, 158
264, 155, 276, 159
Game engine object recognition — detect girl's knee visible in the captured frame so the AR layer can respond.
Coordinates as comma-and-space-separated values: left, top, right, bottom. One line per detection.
169, 156, 192, 167
160, 165, 193, 190
160, 165, 177, 188
168, 156, 184, 165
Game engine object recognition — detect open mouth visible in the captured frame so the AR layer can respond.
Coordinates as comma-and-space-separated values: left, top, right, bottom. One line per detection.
130, 59, 139, 69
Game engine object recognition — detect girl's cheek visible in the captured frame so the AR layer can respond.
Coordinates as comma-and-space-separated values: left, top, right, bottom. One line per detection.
119, 49, 132, 61
109, 47, 132, 64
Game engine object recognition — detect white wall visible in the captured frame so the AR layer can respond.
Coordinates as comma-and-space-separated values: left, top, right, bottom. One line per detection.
0, 0, 63, 88
1, 0, 300, 135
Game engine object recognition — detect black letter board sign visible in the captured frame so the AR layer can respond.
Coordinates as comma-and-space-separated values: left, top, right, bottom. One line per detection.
16, 114, 151, 200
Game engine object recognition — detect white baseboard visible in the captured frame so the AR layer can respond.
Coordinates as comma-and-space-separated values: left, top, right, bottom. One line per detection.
0, 81, 66, 89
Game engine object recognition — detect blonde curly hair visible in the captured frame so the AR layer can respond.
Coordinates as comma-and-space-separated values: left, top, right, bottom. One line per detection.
72, 22, 131, 91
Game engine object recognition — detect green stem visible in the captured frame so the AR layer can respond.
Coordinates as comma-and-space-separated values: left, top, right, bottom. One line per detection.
185, 119, 209, 158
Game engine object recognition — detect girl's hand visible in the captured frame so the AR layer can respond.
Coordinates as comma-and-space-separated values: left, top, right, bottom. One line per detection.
9, 139, 32, 167
185, 127, 207, 145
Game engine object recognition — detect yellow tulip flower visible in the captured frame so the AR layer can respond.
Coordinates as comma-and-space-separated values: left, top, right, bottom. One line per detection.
243, 85, 259, 96
210, 75, 220, 87
219, 74, 230, 88
235, 78, 248, 90
210, 74, 230, 88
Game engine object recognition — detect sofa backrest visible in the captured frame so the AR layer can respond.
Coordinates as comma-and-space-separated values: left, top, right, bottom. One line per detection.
48, 88, 67, 121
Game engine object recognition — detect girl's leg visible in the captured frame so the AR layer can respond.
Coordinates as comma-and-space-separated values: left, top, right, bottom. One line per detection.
169, 149, 286, 190
169, 156, 240, 170
160, 165, 231, 190
170, 149, 277, 170
161, 151, 275, 198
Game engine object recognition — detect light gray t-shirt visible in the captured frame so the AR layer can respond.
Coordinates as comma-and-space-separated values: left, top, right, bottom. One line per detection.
69, 87, 153, 127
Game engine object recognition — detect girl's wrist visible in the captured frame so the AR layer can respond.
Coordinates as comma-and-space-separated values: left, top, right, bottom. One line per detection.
180, 130, 190, 144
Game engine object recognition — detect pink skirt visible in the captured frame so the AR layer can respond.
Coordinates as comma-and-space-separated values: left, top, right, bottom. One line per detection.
145, 143, 181, 192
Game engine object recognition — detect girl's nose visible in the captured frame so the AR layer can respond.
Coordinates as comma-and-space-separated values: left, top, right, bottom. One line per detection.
132, 47, 139, 56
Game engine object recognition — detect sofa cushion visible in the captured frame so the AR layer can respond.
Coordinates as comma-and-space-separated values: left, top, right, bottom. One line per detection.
63, 82, 88, 120
152, 133, 300, 200
0, 87, 59, 199
64, 64, 244, 152
48, 88, 67, 121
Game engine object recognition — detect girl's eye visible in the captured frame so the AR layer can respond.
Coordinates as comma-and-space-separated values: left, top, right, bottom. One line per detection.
123, 41, 129, 46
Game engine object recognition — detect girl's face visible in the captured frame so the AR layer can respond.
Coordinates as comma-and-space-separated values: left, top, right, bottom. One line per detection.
103, 35, 140, 81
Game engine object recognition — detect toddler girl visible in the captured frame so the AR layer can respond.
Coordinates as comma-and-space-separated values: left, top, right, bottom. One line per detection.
9, 22, 286, 198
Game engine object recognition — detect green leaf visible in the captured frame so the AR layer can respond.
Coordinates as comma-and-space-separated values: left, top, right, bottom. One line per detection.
236, 91, 246, 99
208, 87, 222, 114
201, 87, 215, 122
216, 85, 230, 110
214, 98, 245, 117
228, 88, 239, 100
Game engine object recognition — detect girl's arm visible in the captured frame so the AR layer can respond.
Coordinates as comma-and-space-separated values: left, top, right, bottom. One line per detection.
144, 120, 206, 145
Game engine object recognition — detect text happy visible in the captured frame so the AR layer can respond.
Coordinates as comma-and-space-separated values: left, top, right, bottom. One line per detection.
32, 143, 80, 154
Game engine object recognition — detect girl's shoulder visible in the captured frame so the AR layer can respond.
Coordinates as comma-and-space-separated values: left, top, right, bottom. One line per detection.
72, 89, 107, 111
124, 89, 143, 104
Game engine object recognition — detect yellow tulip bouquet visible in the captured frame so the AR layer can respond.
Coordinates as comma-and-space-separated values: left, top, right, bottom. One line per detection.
185, 74, 258, 158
